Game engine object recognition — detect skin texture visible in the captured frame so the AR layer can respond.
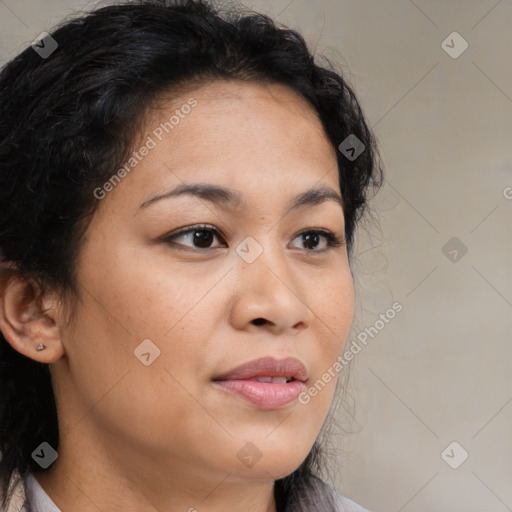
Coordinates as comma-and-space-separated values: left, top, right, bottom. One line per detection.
0, 80, 355, 512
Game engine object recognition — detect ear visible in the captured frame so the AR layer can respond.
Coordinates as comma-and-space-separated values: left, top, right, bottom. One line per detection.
0, 270, 65, 364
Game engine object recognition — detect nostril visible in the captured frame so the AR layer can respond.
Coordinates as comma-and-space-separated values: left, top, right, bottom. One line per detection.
252, 318, 266, 326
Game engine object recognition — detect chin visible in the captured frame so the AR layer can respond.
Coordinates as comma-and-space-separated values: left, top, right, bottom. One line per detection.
230, 442, 312, 481
234, 458, 306, 482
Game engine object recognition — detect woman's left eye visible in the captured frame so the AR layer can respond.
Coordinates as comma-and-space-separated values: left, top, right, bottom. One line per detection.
291, 229, 345, 252
162, 225, 344, 252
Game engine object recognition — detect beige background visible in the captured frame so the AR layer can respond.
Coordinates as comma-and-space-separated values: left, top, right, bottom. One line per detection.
1, 1, 511, 511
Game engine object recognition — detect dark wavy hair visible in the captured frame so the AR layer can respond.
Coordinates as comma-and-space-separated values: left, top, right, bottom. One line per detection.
0, 0, 383, 510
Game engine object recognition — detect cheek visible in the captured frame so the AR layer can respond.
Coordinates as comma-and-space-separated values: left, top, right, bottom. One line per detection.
318, 268, 355, 352
61, 289, 215, 454
66, 241, 221, 404
305, 269, 354, 406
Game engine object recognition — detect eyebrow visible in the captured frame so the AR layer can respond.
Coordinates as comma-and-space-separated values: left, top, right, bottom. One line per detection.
138, 182, 344, 213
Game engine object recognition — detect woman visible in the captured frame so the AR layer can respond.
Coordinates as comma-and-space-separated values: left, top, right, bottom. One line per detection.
0, 0, 382, 511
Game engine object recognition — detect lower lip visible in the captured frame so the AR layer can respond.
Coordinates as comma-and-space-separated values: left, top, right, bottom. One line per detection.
212, 379, 306, 409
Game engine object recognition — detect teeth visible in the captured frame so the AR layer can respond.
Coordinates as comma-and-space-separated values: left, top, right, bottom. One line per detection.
254, 377, 273, 383
253, 376, 289, 384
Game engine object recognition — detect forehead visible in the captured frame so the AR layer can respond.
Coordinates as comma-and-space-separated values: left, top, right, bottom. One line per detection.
99, 79, 340, 216
144, 79, 333, 154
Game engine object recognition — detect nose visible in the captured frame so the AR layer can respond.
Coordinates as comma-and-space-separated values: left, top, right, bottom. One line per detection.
228, 242, 315, 336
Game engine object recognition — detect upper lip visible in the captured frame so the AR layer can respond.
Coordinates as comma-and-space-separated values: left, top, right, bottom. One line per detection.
212, 356, 308, 382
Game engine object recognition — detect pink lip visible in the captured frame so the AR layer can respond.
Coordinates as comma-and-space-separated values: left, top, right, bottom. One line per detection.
212, 357, 308, 410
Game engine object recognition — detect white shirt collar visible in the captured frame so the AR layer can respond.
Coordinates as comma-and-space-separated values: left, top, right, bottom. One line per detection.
23, 473, 61, 512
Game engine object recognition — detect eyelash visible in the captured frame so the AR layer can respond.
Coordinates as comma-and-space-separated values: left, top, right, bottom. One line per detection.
161, 224, 345, 253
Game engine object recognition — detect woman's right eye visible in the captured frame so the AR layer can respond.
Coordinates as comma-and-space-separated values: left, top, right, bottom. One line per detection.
162, 225, 227, 250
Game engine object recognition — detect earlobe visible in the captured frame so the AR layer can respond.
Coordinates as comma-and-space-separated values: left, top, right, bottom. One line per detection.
0, 273, 65, 364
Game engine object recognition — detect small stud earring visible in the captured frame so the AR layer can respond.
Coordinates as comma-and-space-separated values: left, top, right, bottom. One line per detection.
36, 343, 47, 351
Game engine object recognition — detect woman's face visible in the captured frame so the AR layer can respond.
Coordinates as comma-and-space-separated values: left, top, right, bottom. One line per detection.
54, 80, 355, 487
